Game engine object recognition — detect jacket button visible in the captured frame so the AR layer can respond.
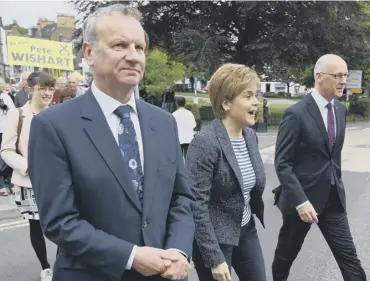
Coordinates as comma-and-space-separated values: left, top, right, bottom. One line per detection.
143, 221, 148, 228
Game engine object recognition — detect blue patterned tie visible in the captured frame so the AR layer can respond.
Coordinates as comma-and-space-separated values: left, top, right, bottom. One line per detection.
114, 105, 144, 205
327, 103, 335, 185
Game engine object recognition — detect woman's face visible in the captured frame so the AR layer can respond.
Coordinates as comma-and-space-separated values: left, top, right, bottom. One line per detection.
223, 82, 260, 127
30, 84, 54, 107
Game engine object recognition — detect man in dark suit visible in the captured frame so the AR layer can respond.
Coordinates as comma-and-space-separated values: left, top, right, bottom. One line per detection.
272, 54, 367, 281
14, 72, 30, 107
28, 5, 194, 281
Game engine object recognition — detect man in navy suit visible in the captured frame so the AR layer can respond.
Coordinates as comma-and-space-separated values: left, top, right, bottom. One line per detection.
28, 4, 195, 281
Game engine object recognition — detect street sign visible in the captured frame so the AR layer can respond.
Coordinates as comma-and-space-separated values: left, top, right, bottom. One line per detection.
346, 70, 362, 89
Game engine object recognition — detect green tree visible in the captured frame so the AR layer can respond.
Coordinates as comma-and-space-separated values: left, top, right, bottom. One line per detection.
71, 1, 370, 78
4, 20, 28, 35
145, 48, 185, 96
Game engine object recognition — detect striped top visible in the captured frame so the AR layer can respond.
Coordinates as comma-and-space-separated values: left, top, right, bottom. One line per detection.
230, 137, 256, 226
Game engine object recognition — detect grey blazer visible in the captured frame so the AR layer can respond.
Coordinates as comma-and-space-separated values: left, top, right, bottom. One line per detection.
14, 89, 29, 108
186, 118, 266, 268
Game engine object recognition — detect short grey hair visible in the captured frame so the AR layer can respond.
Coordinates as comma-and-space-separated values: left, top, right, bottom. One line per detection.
83, 4, 143, 47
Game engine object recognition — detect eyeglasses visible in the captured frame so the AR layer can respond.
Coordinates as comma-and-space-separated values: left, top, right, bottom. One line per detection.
29, 87, 55, 93
320, 72, 348, 80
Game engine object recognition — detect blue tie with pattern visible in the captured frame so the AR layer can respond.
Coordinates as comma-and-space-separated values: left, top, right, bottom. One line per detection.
114, 105, 144, 205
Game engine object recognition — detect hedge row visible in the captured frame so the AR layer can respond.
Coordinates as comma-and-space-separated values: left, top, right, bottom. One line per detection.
186, 103, 288, 126
185, 97, 370, 126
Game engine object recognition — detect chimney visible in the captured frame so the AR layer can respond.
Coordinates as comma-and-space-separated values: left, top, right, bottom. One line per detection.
12, 25, 18, 33
28, 27, 38, 37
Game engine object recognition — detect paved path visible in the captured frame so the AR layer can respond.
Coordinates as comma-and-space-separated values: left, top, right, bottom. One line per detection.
0, 127, 369, 281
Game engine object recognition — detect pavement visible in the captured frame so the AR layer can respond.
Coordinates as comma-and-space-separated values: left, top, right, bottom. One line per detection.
1, 124, 370, 281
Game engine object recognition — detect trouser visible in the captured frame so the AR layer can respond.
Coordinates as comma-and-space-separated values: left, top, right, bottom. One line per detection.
272, 186, 367, 281
181, 143, 189, 159
193, 217, 267, 281
29, 219, 51, 270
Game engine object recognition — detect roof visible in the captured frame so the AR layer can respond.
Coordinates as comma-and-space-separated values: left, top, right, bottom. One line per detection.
41, 23, 57, 38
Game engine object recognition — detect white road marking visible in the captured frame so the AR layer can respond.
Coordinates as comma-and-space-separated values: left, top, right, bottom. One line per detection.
0, 220, 29, 231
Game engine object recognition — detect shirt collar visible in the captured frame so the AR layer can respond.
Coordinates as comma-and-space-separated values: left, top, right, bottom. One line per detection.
311, 89, 335, 109
91, 81, 138, 118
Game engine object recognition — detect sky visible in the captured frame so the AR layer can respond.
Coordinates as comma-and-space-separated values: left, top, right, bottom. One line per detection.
0, 0, 79, 28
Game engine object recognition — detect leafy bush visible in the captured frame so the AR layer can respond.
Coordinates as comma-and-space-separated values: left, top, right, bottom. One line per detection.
145, 48, 185, 96
256, 104, 264, 123
199, 105, 214, 120
349, 97, 370, 118
268, 104, 289, 125
185, 103, 200, 120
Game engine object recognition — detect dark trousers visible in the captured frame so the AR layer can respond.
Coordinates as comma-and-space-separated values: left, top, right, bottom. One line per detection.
193, 217, 267, 281
181, 144, 189, 159
29, 219, 50, 270
272, 186, 367, 281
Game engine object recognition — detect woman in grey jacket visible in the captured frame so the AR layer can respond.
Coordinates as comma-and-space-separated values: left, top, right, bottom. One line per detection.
186, 63, 267, 281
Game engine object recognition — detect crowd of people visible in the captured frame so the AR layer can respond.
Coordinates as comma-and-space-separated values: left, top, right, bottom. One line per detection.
0, 4, 368, 281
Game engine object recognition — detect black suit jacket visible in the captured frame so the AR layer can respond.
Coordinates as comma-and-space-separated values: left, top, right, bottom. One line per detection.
28, 89, 195, 281
274, 93, 347, 215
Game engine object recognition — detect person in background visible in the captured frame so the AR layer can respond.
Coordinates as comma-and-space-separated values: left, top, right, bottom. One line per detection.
162, 90, 176, 113
28, 5, 194, 281
187, 63, 267, 281
51, 77, 67, 105
263, 99, 269, 124
272, 54, 366, 281
0, 77, 15, 196
172, 96, 196, 159
67, 75, 85, 98
14, 72, 31, 108
1, 71, 54, 281
5, 83, 15, 103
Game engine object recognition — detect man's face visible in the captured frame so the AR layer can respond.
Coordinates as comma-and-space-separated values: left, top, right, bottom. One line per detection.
68, 77, 78, 93
22, 73, 30, 88
56, 78, 67, 91
84, 13, 146, 88
316, 59, 348, 99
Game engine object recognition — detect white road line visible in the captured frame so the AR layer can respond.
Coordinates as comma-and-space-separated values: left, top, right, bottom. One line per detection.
0, 220, 29, 231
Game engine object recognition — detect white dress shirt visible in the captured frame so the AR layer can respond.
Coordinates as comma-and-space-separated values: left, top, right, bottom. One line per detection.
296, 89, 336, 210
92, 82, 142, 269
92, 82, 144, 170
311, 89, 336, 136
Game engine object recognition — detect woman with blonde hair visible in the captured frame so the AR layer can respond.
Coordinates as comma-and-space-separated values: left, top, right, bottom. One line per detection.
186, 63, 267, 281
1, 71, 54, 281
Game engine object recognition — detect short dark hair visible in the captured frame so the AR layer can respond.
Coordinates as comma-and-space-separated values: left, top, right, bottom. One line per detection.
177, 97, 186, 107
27, 71, 55, 88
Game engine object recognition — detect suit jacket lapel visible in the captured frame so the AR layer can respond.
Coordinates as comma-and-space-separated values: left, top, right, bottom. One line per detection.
81, 90, 142, 212
213, 119, 244, 190
136, 100, 158, 215
306, 94, 330, 152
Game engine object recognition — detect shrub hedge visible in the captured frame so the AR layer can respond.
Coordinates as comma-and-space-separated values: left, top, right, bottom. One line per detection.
348, 97, 370, 119
188, 103, 290, 126
185, 97, 370, 126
